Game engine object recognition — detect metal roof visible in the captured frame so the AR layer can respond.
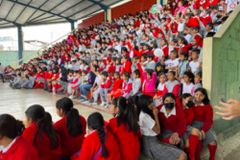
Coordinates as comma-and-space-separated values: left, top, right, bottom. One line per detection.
0, 0, 123, 28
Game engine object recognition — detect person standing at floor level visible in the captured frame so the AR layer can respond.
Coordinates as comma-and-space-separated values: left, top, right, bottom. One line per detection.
138, 94, 187, 160
54, 97, 86, 160
0, 114, 39, 160
72, 112, 121, 160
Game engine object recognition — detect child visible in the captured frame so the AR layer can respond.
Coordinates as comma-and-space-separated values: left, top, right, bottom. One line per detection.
88, 69, 101, 105
158, 93, 187, 147
182, 71, 195, 95
153, 73, 168, 106
107, 72, 123, 103
0, 114, 39, 160
146, 54, 156, 70
99, 71, 112, 107
22, 105, 61, 160
72, 112, 121, 160
165, 49, 179, 72
141, 68, 157, 97
192, 88, 218, 160
194, 71, 202, 91
178, 52, 189, 79
131, 70, 141, 96
138, 95, 186, 160
189, 49, 201, 74
54, 97, 86, 159
68, 71, 82, 99
165, 71, 181, 97
108, 97, 140, 160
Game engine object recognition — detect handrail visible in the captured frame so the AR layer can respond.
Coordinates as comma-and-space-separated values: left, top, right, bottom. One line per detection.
214, 4, 240, 38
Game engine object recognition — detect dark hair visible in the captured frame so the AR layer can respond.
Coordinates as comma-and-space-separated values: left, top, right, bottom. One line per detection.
183, 71, 195, 83
162, 93, 176, 102
133, 69, 140, 77
87, 112, 108, 158
168, 70, 176, 76
192, 48, 200, 55
123, 72, 130, 79
137, 95, 154, 119
182, 93, 192, 100
25, 105, 58, 149
114, 97, 139, 134
56, 97, 83, 137
0, 114, 24, 139
194, 88, 210, 105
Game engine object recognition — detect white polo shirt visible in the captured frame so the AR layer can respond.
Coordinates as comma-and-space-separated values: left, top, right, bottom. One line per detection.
139, 111, 157, 136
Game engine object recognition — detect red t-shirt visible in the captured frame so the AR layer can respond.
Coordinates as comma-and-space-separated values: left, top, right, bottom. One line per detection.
0, 137, 39, 160
54, 116, 86, 157
107, 118, 141, 160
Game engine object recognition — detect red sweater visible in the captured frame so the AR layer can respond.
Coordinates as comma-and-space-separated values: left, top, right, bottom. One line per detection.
54, 116, 86, 157
0, 137, 39, 160
193, 104, 213, 132
111, 79, 123, 92
158, 104, 187, 137
72, 129, 121, 160
184, 108, 194, 126
107, 118, 140, 160
22, 123, 61, 160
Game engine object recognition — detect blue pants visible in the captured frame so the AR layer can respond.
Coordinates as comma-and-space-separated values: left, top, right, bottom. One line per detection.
80, 84, 92, 98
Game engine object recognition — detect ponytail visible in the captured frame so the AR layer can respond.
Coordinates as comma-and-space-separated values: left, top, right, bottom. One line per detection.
25, 105, 59, 149
56, 97, 83, 137
115, 97, 139, 134
0, 114, 25, 139
66, 108, 83, 136
87, 112, 108, 158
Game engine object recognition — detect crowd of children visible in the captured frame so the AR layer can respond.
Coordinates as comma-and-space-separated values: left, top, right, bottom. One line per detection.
0, 0, 239, 159
0, 89, 217, 160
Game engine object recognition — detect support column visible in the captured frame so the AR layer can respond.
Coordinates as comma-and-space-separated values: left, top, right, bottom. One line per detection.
17, 25, 23, 65
104, 8, 111, 23
70, 20, 75, 31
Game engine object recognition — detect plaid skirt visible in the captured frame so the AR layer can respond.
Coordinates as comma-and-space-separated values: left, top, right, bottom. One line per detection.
160, 130, 185, 149
142, 135, 183, 160
191, 121, 217, 146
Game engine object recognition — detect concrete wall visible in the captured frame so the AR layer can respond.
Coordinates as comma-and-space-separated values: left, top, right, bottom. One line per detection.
203, 5, 240, 135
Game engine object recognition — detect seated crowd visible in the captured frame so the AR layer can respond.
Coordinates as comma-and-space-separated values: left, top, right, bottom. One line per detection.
0, 0, 239, 159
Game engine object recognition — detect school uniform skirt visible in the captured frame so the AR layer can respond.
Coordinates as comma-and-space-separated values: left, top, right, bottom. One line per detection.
142, 135, 183, 160
160, 130, 185, 149
187, 121, 217, 146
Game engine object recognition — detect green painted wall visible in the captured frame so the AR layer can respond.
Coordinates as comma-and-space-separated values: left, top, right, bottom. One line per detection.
210, 11, 240, 136
0, 51, 38, 67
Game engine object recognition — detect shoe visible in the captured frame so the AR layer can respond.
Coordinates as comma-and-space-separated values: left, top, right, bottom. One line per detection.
69, 95, 74, 99
100, 102, 106, 107
80, 98, 86, 102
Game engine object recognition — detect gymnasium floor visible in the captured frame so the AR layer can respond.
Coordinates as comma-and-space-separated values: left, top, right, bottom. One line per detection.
0, 83, 112, 122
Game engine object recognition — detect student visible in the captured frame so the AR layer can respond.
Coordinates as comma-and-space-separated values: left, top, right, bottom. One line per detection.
22, 105, 61, 160
194, 71, 202, 91
153, 73, 168, 107
165, 71, 181, 97
141, 69, 157, 97
179, 93, 198, 159
54, 97, 86, 160
138, 95, 187, 160
99, 71, 112, 107
132, 70, 142, 96
72, 112, 121, 160
68, 71, 82, 99
158, 93, 187, 147
192, 88, 217, 160
0, 114, 39, 160
108, 97, 140, 160
178, 52, 189, 79
182, 71, 195, 95
189, 49, 201, 75
146, 54, 156, 70
165, 49, 179, 72
107, 72, 123, 104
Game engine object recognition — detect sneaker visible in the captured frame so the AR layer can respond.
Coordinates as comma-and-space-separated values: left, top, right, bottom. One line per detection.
69, 95, 74, 99
80, 98, 86, 102
91, 102, 98, 106
100, 102, 106, 107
